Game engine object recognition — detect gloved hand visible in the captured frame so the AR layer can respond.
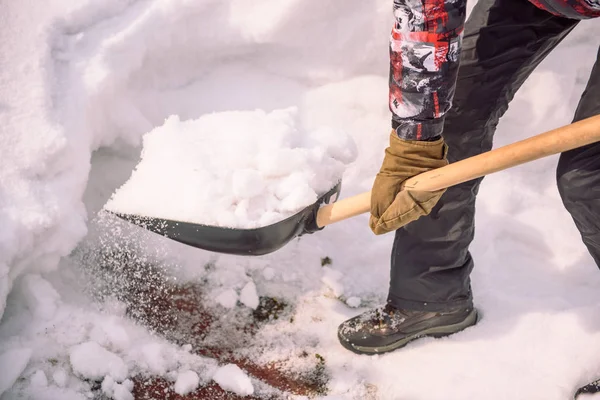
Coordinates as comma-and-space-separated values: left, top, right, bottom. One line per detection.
369, 131, 449, 235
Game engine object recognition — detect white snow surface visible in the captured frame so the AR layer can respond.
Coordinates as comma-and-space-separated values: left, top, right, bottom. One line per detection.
106, 109, 356, 228
216, 288, 239, 309
212, 363, 255, 396
0, 0, 599, 399
0, 349, 32, 395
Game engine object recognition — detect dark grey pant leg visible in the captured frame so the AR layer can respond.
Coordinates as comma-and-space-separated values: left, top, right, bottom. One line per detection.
388, 0, 579, 312
557, 47, 600, 266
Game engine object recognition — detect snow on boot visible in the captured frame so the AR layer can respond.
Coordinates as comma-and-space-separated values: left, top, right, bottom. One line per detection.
337, 303, 477, 355
575, 378, 600, 398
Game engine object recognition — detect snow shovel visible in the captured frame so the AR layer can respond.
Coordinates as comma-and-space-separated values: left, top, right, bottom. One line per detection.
113, 114, 600, 256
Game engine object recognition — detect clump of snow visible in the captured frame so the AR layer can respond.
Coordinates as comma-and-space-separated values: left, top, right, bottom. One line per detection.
113, 383, 134, 400
136, 343, 170, 376
102, 376, 134, 400
105, 108, 356, 228
174, 370, 200, 396
216, 289, 239, 309
346, 297, 362, 308
69, 342, 128, 382
30, 370, 48, 387
181, 344, 192, 352
212, 364, 254, 396
101, 376, 115, 396
240, 281, 260, 309
52, 369, 68, 388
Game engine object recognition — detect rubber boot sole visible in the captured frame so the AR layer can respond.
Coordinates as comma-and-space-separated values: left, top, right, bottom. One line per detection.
338, 308, 478, 355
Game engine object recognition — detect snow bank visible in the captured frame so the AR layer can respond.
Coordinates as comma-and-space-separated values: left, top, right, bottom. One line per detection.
1, 0, 383, 397
0, 0, 89, 332
1, 0, 385, 322
106, 109, 356, 228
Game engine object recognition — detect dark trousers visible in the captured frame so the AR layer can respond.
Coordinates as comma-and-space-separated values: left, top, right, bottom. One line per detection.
388, 0, 600, 312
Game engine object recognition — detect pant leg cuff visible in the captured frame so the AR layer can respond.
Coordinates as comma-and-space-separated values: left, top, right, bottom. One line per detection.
387, 293, 473, 312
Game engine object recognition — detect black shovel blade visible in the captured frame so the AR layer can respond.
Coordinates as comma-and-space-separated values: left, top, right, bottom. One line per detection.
109, 182, 342, 256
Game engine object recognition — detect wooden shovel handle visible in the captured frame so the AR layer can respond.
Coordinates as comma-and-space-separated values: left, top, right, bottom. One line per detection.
315, 114, 600, 228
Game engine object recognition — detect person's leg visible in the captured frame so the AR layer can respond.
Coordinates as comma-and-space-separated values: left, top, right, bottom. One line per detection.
556, 47, 600, 399
557, 47, 600, 266
388, 0, 579, 312
338, 0, 581, 356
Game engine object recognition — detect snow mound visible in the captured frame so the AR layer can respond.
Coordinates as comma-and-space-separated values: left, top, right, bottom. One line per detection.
212, 364, 254, 396
105, 108, 356, 228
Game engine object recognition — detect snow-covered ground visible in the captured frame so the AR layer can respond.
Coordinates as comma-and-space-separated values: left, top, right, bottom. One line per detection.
1, 1, 600, 399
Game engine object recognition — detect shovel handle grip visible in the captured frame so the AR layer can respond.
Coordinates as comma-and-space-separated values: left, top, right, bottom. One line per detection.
315, 114, 600, 228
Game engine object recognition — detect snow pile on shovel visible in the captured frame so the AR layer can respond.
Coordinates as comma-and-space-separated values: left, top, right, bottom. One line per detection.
106, 108, 357, 228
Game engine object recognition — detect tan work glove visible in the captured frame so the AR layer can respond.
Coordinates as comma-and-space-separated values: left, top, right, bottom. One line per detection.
369, 131, 449, 235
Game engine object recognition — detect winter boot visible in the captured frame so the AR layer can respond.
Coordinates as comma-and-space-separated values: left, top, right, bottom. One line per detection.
337, 303, 477, 355
575, 378, 600, 398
